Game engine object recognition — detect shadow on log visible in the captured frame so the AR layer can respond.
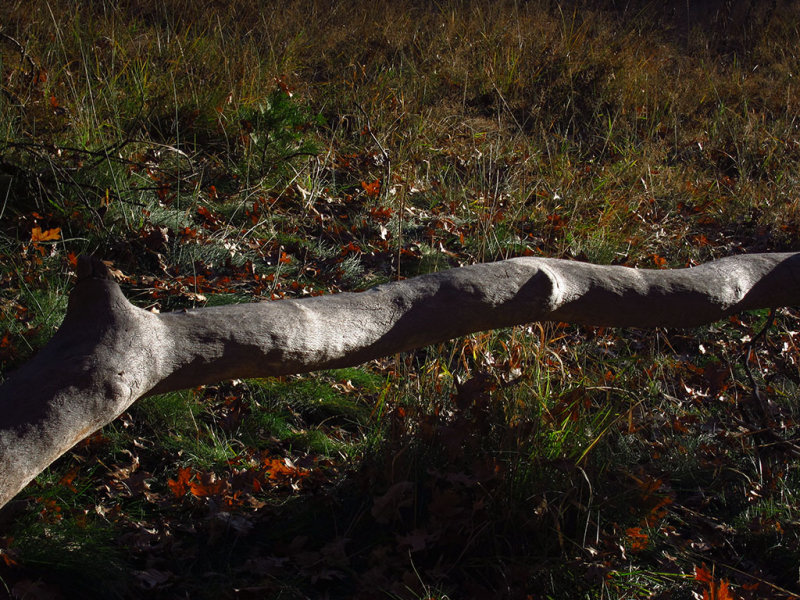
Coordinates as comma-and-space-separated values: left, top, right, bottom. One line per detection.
1, 252, 799, 509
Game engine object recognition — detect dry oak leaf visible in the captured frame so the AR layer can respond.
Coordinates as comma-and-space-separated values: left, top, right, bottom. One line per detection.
30, 227, 61, 242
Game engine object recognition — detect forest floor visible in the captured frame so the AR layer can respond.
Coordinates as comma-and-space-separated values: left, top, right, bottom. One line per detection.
1, 1, 800, 598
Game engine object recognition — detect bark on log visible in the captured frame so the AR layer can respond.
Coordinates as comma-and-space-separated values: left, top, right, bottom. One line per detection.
1, 252, 799, 510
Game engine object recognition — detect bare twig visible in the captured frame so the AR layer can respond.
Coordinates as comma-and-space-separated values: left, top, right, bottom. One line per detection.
742, 308, 776, 417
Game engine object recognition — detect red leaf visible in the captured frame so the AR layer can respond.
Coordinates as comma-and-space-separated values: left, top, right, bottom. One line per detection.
274, 77, 293, 96
340, 241, 362, 255
36, 497, 62, 522
0, 333, 14, 362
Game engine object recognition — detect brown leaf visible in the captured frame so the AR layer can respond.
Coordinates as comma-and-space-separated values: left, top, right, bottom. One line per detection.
12, 579, 64, 600
396, 529, 435, 553
134, 569, 172, 590
371, 481, 415, 524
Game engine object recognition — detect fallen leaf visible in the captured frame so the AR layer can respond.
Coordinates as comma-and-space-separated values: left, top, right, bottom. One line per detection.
361, 179, 380, 197
57, 466, 80, 492
187, 471, 227, 497
12, 579, 64, 600
625, 526, 649, 552
167, 467, 192, 498
30, 227, 61, 242
695, 564, 713, 584
371, 481, 415, 524
134, 568, 172, 590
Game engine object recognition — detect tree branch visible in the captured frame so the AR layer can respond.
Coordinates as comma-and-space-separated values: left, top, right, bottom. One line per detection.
1, 252, 799, 509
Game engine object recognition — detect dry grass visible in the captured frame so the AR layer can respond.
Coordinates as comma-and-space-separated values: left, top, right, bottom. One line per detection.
1, 1, 800, 598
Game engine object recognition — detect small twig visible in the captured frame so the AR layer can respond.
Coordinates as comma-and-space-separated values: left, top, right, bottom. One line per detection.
4, 138, 199, 198
355, 104, 390, 164
0, 31, 41, 107
0, 31, 39, 75
5, 139, 132, 166
742, 308, 776, 414
729, 415, 800, 458
355, 103, 391, 198
490, 80, 525, 135
355, 103, 400, 277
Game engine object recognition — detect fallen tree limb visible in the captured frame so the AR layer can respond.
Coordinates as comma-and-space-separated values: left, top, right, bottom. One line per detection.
1, 252, 799, 509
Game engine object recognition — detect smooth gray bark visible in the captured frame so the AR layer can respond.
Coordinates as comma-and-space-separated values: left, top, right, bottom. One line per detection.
1, 252, 799, 509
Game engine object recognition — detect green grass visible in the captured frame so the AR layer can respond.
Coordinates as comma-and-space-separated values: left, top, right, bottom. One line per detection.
1, 0, 800, 598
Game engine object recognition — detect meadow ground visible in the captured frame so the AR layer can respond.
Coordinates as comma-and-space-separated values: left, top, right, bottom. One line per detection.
1, 1, 800, 598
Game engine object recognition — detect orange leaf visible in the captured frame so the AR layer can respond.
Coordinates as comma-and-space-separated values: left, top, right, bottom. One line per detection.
188, 472, 226, 497
67, 252, 78, 267
197, 205, 219, 226
262, 457, 296, 480
717, 579, 734, 600
695, 564, 714, 584
741, 582, 759, 591
49, 95, 59, 109
695, 564, 736, 600
167, 467, 192, 498
58, 466, 80, 492
36, 497, 62, 522
361, 179, 380, 198
30, 226, 61, 242
625, 526, 649, 552
279, 251, 292, 264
